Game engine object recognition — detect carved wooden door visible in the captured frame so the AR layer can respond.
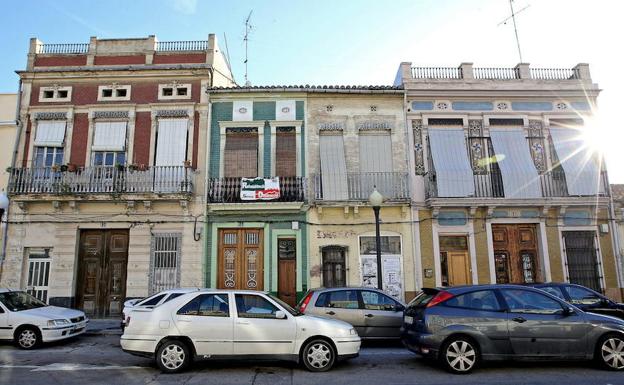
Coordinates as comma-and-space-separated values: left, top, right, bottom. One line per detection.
277, 238, 297, 306
77, 230, 129, 318
492, 224, 539, 284
217, 229, 264, 290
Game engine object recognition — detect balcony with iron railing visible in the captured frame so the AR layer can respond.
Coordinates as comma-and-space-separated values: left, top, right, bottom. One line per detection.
401, 62, 589, 82
426, 168, 610, 199
311, 172, 410, 202
8, 166, 193, 196
207, 176, 306, 203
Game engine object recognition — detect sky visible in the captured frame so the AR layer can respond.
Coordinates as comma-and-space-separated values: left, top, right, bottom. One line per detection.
1, 0, 623, 180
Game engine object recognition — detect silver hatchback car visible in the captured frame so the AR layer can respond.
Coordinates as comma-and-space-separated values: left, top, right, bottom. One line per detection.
298, 287, 405, 339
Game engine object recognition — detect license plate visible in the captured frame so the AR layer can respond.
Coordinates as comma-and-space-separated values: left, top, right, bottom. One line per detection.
404, 315, 413, 324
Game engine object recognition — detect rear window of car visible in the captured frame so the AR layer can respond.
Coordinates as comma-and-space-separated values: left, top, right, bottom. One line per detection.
163, 292, 185, 304
565, 286, 602, 305
139, 293, 166, 307
316, 290, 360, 309
407, 290, 436, 308
443, 290, 501, 311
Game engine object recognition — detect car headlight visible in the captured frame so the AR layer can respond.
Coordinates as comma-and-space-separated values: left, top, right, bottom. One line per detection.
349, 328, 357, 336
47, 319, 70, 327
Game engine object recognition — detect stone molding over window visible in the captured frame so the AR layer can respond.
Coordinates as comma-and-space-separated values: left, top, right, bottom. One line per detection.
158, 82, 192, 100
357, 120, 393, 131
34, 112, 67, 120
93, 110, 129, 120
413, 119, 425, 175
468, 119, 486, 174
38, 86, 72, 103
317, 121, 345, 132
97, 84, 131, 101
156, 109, 188, 118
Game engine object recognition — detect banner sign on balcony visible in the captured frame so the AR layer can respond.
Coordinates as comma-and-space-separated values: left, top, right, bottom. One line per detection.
240, 177, 280, 200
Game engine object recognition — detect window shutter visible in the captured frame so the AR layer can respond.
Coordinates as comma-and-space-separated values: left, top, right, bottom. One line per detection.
319, 134, 348, 200
428, 129, 475, 197
34, 121, 66, 147
549, 128, 600, 196
275, 130, 296, 176
92, 121, 127, 151
224, 131, 258, 177
155, 118, 188, 166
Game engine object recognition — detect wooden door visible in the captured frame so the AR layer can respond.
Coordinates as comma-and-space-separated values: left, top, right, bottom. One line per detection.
447, 251, 472, 286
217, 228, 264, 290
77, 230, 129, 318
492, 224, 539, 284
277, 238, 297, 306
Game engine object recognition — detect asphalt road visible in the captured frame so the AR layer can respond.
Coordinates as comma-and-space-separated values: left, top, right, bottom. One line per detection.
0, 334, 621, 385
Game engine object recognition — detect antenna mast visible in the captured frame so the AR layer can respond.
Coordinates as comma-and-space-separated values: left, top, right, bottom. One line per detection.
508, 0, 523, 62
244, 10, 253, 86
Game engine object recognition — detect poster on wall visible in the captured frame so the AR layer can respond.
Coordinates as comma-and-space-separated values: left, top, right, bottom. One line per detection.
240, 177, 280, 200
360, 255, 403, 301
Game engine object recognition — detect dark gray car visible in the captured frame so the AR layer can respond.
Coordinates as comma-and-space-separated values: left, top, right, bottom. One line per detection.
401, 284, 624, 374
298, 287, 405, 339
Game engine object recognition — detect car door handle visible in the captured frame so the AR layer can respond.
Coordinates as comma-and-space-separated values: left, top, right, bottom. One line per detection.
325, 311, 336, 316
236, 320, 250, 325
365, 314, 374, 318
512, 317, 527, 323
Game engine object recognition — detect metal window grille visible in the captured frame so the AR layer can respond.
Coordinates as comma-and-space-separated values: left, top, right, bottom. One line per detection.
563, 231, 602, 292
26, 251, 51, 303
149, 233, 182, 295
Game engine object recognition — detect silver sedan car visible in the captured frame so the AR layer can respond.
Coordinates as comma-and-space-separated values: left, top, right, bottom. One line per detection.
298, 287, 405, 339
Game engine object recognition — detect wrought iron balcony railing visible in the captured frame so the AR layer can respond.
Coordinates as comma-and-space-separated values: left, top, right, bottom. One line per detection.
426, 168, 609, 199
8, 166, 193, 195
311, 172, 410, 202
207, 176, 306, 203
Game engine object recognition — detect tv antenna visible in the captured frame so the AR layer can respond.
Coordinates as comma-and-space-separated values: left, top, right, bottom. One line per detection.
497, 0, 530, 62
243, 10, 253, 86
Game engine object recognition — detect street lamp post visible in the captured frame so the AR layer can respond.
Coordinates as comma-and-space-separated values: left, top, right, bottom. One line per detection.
368, 188, 384, 290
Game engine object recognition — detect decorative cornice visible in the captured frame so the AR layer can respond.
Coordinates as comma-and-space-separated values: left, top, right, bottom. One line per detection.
156, 109, 188, 118
34, 112, 66, 120
317, 122, 344, 131
93, 110, 129, 119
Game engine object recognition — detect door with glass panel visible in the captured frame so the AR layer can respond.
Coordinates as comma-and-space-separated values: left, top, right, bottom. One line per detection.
217, 229, 264, 290
492, 224, 539, 284
26, 250, 51, 303
563, 231, 601, 292
322, 246, 346, 288
439, 236, 471, 287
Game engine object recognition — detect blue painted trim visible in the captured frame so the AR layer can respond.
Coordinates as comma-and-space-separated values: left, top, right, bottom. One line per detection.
570, 101, 591, 111
411, 101, 434, 110
511, 102, 553, 111
438, 211, 468, 226
452, 101, 494, 111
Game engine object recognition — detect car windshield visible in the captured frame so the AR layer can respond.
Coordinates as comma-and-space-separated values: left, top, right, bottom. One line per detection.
268, 294, 302, 316
0, 291, 47, 312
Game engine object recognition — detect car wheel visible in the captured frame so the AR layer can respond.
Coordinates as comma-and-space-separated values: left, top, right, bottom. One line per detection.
156, 340, 191, 373
597, 334, 624, 371
440, 336, 479, 374
15, 327, 40, 350
302, 339, 336, 372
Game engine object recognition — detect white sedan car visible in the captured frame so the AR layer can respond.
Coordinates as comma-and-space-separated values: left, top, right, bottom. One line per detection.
121, 290, 361, 373
121, 288, 199, 330
0, 289, 88, 349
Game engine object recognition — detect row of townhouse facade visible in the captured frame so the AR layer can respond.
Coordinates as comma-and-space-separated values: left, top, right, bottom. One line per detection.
0, 36, 620, 318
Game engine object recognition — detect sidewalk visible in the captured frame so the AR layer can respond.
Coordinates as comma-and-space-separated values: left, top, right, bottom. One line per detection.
85, 319, 122, 336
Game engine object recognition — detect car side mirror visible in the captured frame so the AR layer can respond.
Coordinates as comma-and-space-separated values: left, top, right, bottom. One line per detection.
395, 304, 405, 312
275, 310, 287, 319
562, 306, 575, 316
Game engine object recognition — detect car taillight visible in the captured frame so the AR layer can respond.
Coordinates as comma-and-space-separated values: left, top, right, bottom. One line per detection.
426, 291, 454, 308
299, 292, 313, 313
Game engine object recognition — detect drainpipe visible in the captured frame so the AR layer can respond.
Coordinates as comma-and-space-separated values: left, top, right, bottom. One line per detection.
203, 82, 212, 288
1, 79, 22, 263
402, 89, 422, 293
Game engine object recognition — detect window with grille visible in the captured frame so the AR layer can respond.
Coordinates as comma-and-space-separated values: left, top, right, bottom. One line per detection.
149, 233, 182, 294
224, 128, 258, 177
26, 249, 51, 303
